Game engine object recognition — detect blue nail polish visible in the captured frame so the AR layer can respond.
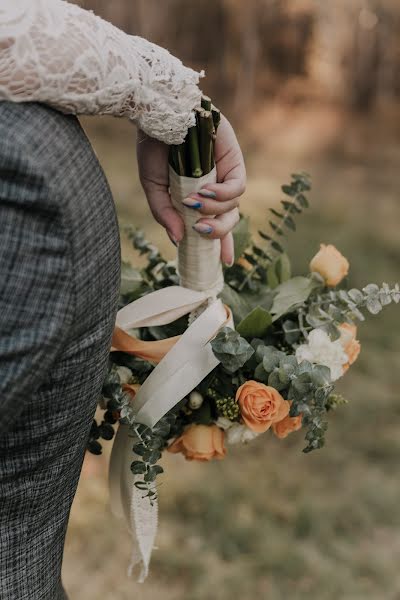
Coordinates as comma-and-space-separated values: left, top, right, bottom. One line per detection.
187, 201, 202, 209
193, 223, 213, 234
199, 189, 217, 199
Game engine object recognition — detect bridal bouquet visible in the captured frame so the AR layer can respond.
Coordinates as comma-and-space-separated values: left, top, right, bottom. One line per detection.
88, 97, 399, 580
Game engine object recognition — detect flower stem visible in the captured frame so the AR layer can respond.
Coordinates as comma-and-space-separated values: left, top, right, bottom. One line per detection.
187, 126, 203, 178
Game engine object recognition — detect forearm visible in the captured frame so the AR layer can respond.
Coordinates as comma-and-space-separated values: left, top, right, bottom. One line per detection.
0, 0, 203, 144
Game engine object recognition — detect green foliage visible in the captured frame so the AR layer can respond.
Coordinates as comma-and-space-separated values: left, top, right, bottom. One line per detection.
271, 276, 321, 321
232, 215, 252, 262
211, 327, 255, 373
267, 253, 292, 289
120, 261, 143, 298
251, 345, 334, 452
189, 398, 213, 425
236, 306, 272, 338
238, 173, 311, 291
306, 283, 400, 337
130, 409, 183, 502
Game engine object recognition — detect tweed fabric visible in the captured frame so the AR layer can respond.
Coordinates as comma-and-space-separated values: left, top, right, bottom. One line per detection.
0, 102, 121, 599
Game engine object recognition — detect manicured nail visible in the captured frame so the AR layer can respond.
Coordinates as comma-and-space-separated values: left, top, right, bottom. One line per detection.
167, 232, 179, 246
182, 197, 203, 209
199, 189, 216, 199
224, 257, 234, 268
193, 223, 213, 234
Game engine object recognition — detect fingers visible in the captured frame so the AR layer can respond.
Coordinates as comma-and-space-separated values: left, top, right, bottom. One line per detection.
137, 129, 184, 244
182, 194, 239, 216
196, 173, 246, 203
220, 232, 235, 267
144, 185, 185, 244
193, 208, 240, 240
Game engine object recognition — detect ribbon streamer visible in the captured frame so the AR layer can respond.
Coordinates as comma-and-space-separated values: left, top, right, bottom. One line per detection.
109, 167, 230, 581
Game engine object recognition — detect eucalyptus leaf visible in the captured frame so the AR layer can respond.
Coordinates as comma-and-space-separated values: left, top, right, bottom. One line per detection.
236, 306, 272, 339
120, 261, 143, 296
233, 216, 252, 261
220, 284, 254, 323
271, 277, 320, 321
211, 327, 254, 373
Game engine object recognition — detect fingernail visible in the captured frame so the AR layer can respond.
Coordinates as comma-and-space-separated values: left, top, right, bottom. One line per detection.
199, 189, 216, 199
167, 232, 179, 246
193, 223, 213, 234
224, 257, 234, 268
182, 197, 203, 209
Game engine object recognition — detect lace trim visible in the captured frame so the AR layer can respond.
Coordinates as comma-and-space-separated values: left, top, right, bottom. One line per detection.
0, 0, 203, 144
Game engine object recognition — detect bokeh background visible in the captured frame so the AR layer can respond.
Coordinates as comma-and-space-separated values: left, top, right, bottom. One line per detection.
64, 1, 400, 598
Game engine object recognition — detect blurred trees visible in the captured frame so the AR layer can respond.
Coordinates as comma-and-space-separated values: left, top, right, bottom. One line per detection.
78, 0, 400, 118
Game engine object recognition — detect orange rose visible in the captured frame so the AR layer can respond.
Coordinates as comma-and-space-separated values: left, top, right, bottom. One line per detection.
272, 410, 302, 439
236, 380, 289, 433
310, 244, 349, 287
122, 383, 140, 399
167, 424, 226, 461
339, 323, 361, 372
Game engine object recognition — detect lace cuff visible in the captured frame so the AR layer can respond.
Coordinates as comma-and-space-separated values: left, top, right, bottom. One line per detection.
0, 0, 203, 144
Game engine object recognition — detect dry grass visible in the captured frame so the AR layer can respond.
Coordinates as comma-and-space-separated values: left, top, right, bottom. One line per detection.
63, 109, 400, 600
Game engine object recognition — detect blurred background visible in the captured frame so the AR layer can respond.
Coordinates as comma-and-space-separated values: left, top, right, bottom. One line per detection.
64, 1, 400, 598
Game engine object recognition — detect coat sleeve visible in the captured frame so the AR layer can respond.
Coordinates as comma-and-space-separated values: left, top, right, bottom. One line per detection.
0, 0, 203, 144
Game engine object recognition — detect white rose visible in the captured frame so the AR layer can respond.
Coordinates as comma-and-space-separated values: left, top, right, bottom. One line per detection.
295, 328, 348, 381
225, 423, 260, 445
215, 416, 233, 431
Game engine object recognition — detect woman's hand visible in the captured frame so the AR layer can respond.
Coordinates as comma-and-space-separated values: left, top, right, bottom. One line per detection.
137, 114, 246, 266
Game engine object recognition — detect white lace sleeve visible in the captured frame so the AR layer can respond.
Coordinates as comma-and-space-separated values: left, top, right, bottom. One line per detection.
0, 0, 203, 144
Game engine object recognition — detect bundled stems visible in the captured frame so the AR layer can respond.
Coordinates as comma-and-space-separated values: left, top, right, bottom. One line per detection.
169, 96, 221, 177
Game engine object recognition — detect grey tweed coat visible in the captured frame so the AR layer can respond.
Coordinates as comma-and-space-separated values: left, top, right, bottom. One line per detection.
0, 102, 121, 599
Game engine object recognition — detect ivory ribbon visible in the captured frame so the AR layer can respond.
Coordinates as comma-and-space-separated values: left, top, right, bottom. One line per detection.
109, 167, 231, 582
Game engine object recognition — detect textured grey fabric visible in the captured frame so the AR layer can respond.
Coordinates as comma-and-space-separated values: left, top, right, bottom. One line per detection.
0, 102, 121, 599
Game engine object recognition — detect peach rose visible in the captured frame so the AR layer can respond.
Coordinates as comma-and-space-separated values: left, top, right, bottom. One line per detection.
122, 383, 140, 399
339, 323, 361, 372
310, 244, 349, 287
167, 424, 226, 461
272, 409, 302, 439
236, 380, 290, 433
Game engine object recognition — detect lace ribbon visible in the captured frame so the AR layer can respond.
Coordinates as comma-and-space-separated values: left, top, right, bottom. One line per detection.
109, 167, 231, 581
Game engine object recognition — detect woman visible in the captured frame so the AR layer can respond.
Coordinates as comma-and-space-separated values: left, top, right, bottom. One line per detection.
0, 1, 246, 599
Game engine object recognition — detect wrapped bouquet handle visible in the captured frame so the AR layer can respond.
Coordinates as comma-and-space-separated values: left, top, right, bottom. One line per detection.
109, 100, 232, 582
169, 165, 223, 295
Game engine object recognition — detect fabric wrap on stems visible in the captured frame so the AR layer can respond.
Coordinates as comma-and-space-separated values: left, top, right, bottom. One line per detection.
109, 167, 232, 582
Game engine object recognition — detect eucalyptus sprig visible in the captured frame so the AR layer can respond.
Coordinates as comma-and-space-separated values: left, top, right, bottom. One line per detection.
306, 283, 400, 339
250, 342, 334, 452
238, 173, 311, 291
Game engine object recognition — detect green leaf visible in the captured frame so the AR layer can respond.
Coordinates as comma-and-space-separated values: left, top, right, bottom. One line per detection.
271, 277, 320, 321
190, 398, 213, 425
211, 327, 254, 373
220, 284, 254, 323
131, 460, 147, 475
275, 253, 292, 282
120, 262, 143, 296
271, 240, 284, 253
282, 184, 296, 197
236, 306, 273, 339
268, 370, 287, 391
283, 216, 296, 231
267, 266, 280, 289
232, 216, 252, 261
296, 193, 309, 208
258, 230, 272, 241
